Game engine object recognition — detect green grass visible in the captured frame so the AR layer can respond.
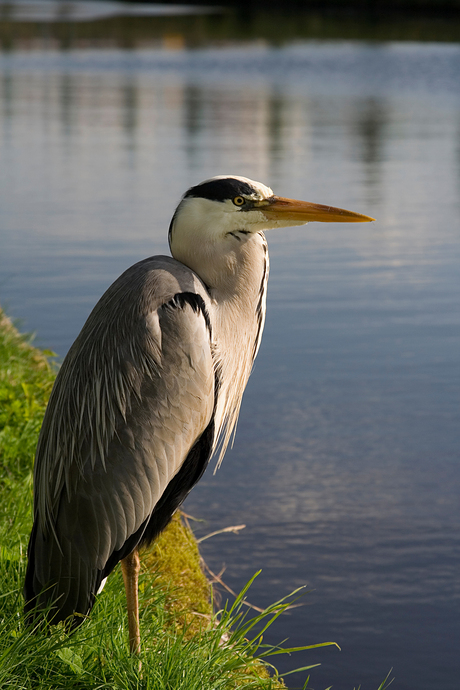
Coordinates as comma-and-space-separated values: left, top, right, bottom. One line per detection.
0, 308, 392, 689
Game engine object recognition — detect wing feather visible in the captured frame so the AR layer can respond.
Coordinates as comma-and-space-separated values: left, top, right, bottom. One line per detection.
25, 257, 216, 624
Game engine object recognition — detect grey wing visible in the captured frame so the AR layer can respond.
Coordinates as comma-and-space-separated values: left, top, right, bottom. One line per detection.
24, 259, 216, 624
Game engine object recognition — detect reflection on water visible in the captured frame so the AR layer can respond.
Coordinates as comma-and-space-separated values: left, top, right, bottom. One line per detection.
1, 39, 460, 690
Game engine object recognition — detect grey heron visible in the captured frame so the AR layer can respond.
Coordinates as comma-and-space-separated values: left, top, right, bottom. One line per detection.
24, 175, 374, 653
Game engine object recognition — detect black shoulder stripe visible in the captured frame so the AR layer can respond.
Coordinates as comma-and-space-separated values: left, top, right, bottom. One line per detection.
169, 292, 220, 415
169, 292, 213, 338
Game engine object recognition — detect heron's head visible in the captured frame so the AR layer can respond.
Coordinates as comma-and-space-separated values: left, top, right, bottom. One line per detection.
169, 175, 373, 287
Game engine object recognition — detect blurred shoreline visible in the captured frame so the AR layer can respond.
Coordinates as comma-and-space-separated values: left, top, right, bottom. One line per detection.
1, 0, 460, 51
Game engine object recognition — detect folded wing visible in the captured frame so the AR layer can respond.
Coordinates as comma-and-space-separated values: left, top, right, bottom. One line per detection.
24, 257, 216, 625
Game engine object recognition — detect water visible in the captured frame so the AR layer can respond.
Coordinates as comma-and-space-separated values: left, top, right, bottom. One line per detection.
1, 31, 459, 690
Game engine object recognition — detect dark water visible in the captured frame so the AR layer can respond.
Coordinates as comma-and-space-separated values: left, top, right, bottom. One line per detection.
0, 24, 459, 690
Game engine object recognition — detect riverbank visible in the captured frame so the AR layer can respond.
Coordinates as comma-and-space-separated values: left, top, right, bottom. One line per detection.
3, 2, 460, 50
0, 307, 329, 689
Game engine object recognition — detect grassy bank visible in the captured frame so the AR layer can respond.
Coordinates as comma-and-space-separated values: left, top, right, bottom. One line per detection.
0, 308, 341, 689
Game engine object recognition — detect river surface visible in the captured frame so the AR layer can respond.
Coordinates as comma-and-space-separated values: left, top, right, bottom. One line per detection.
0, 35, 459, 690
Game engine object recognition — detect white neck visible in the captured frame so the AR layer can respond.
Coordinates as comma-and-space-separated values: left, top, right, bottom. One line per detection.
169, 201, 269, 465
209, 232, 269, 467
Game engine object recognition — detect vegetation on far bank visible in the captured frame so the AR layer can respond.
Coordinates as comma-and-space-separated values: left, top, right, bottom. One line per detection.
3, 3, 460, 52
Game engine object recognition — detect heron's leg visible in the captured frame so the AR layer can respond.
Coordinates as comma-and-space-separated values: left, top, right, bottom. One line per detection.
121, 547, 141, 655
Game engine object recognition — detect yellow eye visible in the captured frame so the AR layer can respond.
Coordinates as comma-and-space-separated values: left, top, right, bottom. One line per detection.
233, 196, 245, 206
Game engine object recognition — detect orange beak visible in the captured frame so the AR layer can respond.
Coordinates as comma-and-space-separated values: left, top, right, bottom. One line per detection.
259, 196, 375, 223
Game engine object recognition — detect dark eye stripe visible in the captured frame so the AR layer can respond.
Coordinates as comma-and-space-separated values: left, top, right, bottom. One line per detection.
183, 178, 255, 202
